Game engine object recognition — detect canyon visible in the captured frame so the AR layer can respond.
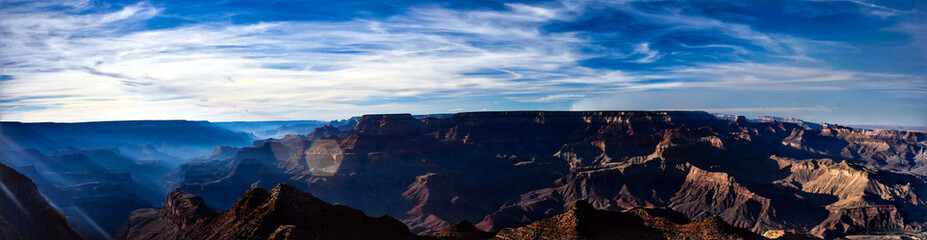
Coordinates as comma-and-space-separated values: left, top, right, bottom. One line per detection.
1, 111, 925, 239
115, 183, 817, 240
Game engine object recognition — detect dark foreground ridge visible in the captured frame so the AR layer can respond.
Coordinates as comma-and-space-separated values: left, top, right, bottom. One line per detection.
115, 184, 419, 240
0, 162, 82, 240
117, 183, 812, 240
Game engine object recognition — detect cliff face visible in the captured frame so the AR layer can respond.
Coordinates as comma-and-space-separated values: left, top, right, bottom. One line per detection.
493, 200, 775, 240
113, 189, 216, 240
782, 126, 927, 175
0, 162, 82, 240
169, 111, 927, 239
810, 205, 905, 239
119, 184, 788, 240
428, 220, 494, 240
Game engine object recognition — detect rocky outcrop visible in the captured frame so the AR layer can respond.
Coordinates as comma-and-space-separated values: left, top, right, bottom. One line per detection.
493, 200, 770, 240
475, 159, 788, 234
810, 205, 906, 239
428, 220, 493, 240
169, 111, 927, 239
782, 126, 927, 175
762, 230, 820, 240
670, 166, 778, 232
113, 189, 215, 240
119, 187, 820, 240
116, 184, 420, 240
0, 162, 82, 240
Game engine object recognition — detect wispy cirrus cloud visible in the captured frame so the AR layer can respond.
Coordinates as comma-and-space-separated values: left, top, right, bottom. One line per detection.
507, 94, 587, 103
0, 0, 924, 125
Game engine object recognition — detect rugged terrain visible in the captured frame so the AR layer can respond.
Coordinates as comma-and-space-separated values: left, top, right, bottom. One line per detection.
117, 183, 799, 240
492, 200, 771, 240
2, 111, 924, 239
168, 111, 927, 239
117, 184, 423, 240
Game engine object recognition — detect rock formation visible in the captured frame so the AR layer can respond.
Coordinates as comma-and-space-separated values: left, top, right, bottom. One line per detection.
115, 184, 419, 240
118, 183, 803, 240
429, 220, 494, 240
168, 111, 927, 239
494, 200, 770, 240
113, 189, 216, 240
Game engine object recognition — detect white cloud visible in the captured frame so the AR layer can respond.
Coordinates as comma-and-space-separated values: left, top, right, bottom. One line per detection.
507, 94, 586, 103
0, 0, 923, 123
0, 2, 600, 121
629, 43, 661, 63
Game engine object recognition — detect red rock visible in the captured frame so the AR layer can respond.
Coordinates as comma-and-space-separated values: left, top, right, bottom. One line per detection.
169, 111, 927, 239
493, 200, 773, 240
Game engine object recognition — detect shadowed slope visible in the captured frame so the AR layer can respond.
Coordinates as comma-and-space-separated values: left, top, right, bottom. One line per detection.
116, 184, 419, 240
0, 162, 82, 240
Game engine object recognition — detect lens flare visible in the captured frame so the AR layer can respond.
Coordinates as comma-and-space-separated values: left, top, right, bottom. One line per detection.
0, 180, 29, 219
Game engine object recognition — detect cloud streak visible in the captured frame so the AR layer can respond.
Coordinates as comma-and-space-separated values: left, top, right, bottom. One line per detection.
0, 0, 924, 125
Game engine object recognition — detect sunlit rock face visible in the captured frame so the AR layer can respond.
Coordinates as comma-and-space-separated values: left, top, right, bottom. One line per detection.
492, 200, 781, 240
170, 111, 927, 239
782, 126, 927, 175
810, 205, 906, 239
0, 162, 82, 240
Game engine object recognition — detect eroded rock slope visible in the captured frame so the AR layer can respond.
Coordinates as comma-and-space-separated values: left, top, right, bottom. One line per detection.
169, 111, 927, 239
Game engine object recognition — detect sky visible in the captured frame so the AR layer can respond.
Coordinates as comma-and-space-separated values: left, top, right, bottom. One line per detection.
0, 0, 925, 125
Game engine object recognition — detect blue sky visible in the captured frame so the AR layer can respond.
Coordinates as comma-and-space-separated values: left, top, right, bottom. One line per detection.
0, 0, 924, 125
